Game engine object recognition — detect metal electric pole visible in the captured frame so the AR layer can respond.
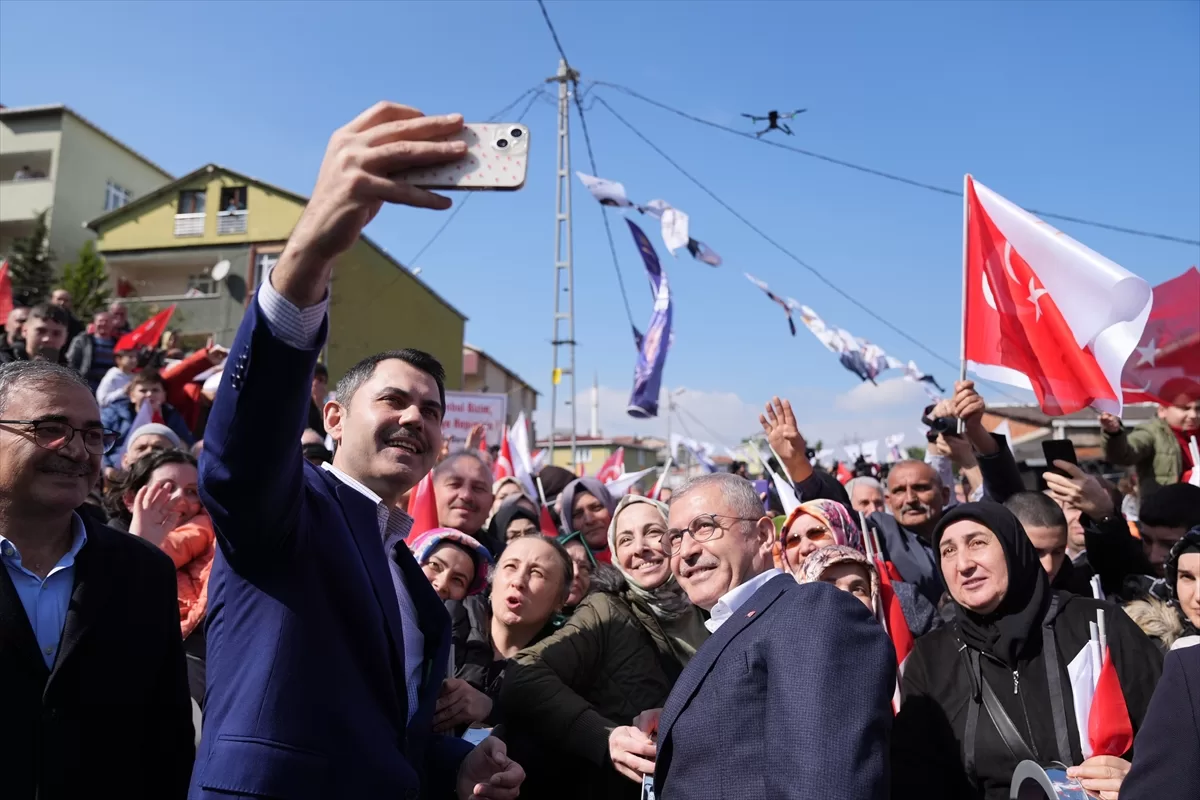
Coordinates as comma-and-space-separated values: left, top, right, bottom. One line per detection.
546, 58, 579, 471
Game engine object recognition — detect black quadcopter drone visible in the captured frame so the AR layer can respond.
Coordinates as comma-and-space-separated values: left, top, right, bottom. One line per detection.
741, 109, 807, 138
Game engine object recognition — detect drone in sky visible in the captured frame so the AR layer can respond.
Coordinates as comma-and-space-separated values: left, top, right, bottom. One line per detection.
741, 109, 807, 138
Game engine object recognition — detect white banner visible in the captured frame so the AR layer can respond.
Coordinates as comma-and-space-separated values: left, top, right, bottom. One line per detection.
442, 392, 507, 448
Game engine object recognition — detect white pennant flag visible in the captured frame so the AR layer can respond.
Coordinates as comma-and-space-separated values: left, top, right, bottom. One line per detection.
861, 440, 879, 463
508, 412, 538, 501
885, 434, 906, 463
660, 207, 689, 255
602, 466, 658, 498
576, 172, 634, 207
844, 443, 862, 462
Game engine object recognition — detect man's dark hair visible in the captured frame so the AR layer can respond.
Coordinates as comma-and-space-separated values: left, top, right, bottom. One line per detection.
104, 449, 198, 526
434, 450, 490, 480
335, 349, 446, 413
1139, 483, 1200, 529
130, 369, 166, 390
1005, 491, 1068, 530
0, 360, 90, 415
26, 303, 70, 328
314, 362, 328, 381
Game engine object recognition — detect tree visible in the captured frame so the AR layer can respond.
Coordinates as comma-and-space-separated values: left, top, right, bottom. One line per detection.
905, 445, 927, 461
58, 240, 111, 319
6, 209, 55, 306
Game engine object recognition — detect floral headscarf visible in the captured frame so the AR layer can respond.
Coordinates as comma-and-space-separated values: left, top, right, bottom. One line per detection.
773, 498, 863, 572
408, 528, 494, 596
797, 544, 880, 616
606, 495, 693, 620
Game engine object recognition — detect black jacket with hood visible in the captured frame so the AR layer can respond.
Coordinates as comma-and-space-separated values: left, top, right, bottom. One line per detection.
892, 502, 1163, 800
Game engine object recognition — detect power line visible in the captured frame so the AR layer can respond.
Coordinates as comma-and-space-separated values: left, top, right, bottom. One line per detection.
593, 82, 1200, 247
535, 0, 640, 336
593, 94, 1026, 403
407, 87, 545, 267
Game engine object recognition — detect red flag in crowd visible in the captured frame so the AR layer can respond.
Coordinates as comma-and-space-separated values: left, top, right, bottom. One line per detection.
405, 472, 439, 543
1120, 266, 1200, 405
538, 505, 558, 538
876, 568, 914, 713
835, 462, 853, 485
1088, 647, 1134, 757
493, 426, 514, 481
595, 447, 625, 483
116, 304, 177, 352
963, 176, 1152, 416
0, 260, 12, 325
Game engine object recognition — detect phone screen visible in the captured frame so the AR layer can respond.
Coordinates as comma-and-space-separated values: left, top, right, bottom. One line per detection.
1042, 439, 1078, 477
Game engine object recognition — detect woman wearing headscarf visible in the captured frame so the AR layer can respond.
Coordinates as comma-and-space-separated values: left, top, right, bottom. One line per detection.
892, 502, 1164, 800
409, 528, 493, 602
559, 476, 617, 563
775, 498, 940, 637
798, 544, 880, 614
486, 497, 541, 554
500, 496, 709, 799
1163, 526, 1200, 649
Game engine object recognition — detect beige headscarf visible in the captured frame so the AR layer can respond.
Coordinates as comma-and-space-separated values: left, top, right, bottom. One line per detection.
606, 495, 693, 620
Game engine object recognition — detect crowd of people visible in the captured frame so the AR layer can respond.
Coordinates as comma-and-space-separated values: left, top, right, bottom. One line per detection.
2, 102, 1198, 800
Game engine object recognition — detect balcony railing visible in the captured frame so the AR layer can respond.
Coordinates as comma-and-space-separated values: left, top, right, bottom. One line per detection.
217, 209, 247, 235
174, 212, 205, 237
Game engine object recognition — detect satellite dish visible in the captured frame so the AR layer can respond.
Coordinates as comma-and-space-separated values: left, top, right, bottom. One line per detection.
211, 260, 231, 282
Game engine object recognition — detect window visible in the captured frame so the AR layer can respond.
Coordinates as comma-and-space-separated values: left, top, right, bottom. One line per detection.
637, 450, 645, 467
104, 181, 132, 211
219, 186, 247, 212
187, 274, 216, 295
178, 190, 206, 214
575, 448, 592, 463
254, 252, 278, 289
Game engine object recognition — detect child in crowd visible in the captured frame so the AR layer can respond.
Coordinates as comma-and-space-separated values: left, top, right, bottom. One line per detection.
96, 346, 139, 407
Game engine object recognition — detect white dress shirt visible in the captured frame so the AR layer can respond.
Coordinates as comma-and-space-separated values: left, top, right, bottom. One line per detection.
258, 274, 424, 722
704, 567, 785, 633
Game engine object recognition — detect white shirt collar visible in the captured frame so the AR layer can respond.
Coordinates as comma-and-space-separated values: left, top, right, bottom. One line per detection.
321, 462, 413, 544
704, 567, 784, 633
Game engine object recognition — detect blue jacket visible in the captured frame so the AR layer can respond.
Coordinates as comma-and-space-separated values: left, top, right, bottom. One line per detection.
101, 397, 195, 469
653, 575, 895, 800
190, 300, 471, 799
1122, 642, 1200, 800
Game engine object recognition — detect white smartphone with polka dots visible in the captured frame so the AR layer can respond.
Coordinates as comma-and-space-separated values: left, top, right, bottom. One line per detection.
399, 122, 529, 191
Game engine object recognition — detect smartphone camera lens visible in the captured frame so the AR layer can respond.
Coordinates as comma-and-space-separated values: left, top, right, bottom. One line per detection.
511, 128, 523, 138
496, 139, 509, 149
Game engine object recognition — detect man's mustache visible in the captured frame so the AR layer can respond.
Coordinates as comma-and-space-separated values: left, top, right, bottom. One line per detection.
902, 500, 933, 515
40, 456, 93, 476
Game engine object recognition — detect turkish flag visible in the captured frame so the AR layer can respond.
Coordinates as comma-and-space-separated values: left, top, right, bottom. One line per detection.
1120, 266, 1200, 405
876, 566, 914, 713
405, 472, 439, 543
0, 260, 12, 326
538, 505, 559, 538
963, 176, 1152, 415
1088, 647, 1134, 757
116, 305, 176, 352
596, 447, 625, 484
493, 426, 514, 482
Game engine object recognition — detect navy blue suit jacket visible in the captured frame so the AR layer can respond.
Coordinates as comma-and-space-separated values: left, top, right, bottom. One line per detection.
1122, 642, 1200, 800
191, 299, 471, 799
653, 575, 895, 800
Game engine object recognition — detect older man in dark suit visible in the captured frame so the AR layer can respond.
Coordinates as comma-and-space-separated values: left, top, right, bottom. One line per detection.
192, 102, 523, 800
643, 473, 894, 800
0, 361, 193, 800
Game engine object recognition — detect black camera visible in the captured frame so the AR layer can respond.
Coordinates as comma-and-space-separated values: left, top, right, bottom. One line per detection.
922, 404, 960, 441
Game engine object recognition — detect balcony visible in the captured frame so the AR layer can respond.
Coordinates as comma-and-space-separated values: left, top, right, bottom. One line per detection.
0, 177, 55, 223
217, 209, 247, 235
174, 212, 205, 237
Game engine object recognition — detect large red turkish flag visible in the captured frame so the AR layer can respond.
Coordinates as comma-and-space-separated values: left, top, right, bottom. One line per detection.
963, 176, 1152, 416
1120, 266, 1200, 405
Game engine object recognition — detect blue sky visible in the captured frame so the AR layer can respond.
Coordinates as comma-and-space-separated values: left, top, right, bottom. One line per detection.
3, 0, 1197, 451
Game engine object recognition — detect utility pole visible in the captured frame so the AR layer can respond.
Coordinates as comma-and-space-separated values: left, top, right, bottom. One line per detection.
546, 58, 579, 471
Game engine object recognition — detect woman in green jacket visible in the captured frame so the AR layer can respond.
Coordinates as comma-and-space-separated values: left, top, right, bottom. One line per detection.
499, 496, 708, 799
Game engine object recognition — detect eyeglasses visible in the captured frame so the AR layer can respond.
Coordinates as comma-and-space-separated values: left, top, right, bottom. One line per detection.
0, 419, 118, 455
663, 513, 760, 556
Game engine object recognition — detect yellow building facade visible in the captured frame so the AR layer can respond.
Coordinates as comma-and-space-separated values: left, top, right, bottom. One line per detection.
87, 164, 465, 385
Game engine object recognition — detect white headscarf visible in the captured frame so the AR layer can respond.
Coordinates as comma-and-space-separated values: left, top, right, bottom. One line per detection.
606, 495, 693, 620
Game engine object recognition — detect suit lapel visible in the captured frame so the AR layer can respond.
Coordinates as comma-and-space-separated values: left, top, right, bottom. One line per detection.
333, 482, 410, 716
0, 561, 50, 685
658, 574, 793, 751
392, 542, 450, 735
47, 525, 111, 692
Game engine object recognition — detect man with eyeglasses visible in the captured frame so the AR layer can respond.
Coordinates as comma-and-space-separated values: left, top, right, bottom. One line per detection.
646, 472, 894, 800
0, 360, 193, 799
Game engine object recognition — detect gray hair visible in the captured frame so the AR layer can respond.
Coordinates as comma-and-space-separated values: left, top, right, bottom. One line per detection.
888, 459, 943, 488
433, 450, 491, 481
0, 361, 91, 415
672, 472, 764, 521
846, 476, 884, 497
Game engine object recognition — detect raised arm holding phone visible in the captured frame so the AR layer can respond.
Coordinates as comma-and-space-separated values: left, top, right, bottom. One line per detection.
194, 103, 523, 800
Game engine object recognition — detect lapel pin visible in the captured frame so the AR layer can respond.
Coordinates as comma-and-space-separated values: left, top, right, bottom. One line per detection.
746, 610, 756, 618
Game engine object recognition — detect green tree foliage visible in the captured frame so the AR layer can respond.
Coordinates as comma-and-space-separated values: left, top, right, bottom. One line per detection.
905, 445, 927, 461
5, 209, 55, 306
58, 240, 111, 319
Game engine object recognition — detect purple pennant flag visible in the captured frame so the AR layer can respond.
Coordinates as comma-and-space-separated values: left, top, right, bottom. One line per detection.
626, 220, 672, 419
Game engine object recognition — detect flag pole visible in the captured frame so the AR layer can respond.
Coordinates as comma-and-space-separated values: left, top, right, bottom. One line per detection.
957, 173, 971, 434
650, 457, 673, 501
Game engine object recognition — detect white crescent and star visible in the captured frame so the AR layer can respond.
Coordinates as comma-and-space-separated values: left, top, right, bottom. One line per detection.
1135, 339, 1158, 367
1027, 279, 1049, 321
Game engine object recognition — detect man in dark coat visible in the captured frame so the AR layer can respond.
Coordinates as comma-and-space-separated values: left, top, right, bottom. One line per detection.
0, 360, 193, 800
651, 473, 894, 799
1121, 643, 1200, 800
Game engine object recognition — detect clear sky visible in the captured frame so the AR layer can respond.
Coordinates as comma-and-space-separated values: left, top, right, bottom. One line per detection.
3, 0, 1197, 452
